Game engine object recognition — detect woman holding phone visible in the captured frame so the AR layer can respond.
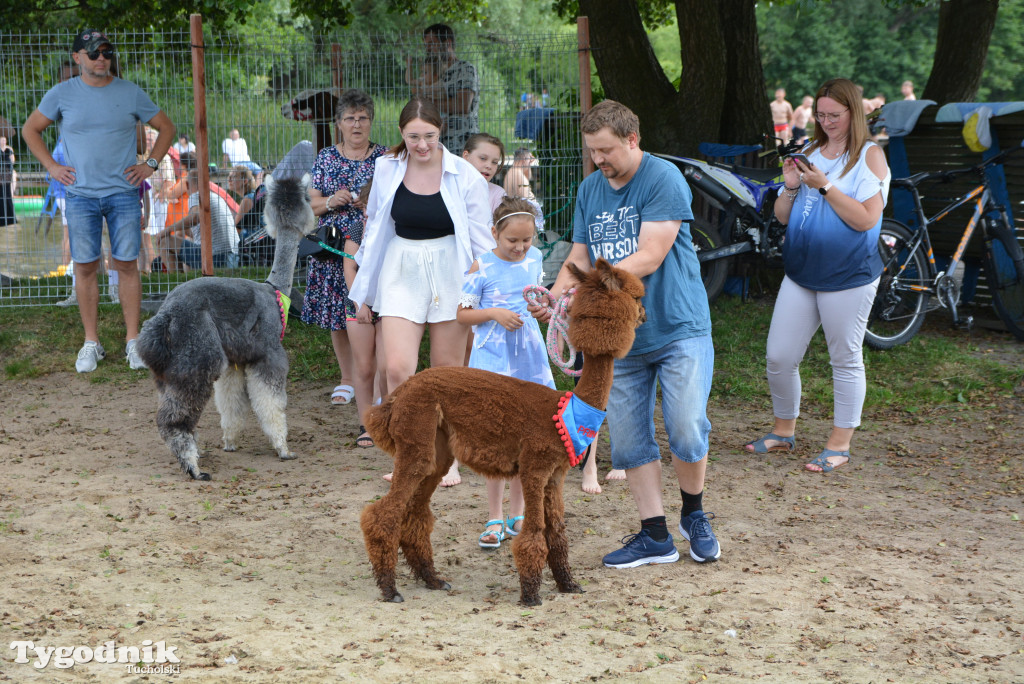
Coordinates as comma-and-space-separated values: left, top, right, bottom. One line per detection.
744, 78, 891, 474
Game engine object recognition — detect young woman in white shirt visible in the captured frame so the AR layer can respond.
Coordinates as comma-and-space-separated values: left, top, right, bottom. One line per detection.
350, 97, 494, 485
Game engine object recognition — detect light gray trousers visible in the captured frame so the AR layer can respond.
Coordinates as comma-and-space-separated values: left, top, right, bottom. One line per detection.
765, 275, 880, 429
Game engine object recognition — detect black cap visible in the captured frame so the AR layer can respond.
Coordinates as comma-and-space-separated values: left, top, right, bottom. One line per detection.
72, 30, 113, 54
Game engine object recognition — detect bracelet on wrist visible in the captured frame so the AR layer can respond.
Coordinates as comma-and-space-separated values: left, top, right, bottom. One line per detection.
784, 184, 800, 192
325, 195, 333, 211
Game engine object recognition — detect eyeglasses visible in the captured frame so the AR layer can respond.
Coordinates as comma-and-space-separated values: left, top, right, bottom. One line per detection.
341, 116, 371, 126
403, 132, 439, 145
84, 49, 115, 60
815, 109, 847, 123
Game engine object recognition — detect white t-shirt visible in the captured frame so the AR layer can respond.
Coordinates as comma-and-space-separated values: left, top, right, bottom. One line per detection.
173, 141, 196, 155
222, 137, 250, 163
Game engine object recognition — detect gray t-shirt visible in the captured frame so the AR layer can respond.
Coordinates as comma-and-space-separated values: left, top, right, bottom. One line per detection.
188, 192, 239, 256
38, 77, 160, 199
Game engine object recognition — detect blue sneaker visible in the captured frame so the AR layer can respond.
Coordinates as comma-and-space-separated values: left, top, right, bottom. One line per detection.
602, 530, 679, 568
679, 511, 721, 563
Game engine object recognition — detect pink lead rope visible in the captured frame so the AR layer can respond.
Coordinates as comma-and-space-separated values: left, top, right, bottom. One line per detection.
522, 285, 580, 377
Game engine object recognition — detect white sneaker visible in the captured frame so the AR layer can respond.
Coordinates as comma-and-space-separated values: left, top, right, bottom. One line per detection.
75, 341, 106, 373
56, 292, 78, 307
126, 339, 147, 370
108, 282, 119, 304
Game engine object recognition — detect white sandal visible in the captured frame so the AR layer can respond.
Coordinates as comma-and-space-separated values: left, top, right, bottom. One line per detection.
330, 384, 354, 405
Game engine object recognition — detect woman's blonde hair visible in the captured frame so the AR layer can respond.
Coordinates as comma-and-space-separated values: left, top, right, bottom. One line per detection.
807, 78, 870, 178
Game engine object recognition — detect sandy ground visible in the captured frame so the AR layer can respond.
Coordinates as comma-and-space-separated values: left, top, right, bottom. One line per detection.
1, 353, 1023, 683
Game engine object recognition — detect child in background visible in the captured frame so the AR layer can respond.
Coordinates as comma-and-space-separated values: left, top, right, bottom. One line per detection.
350, 178, 387, 447
462, 133, 507, 213
457, 197, 553, 548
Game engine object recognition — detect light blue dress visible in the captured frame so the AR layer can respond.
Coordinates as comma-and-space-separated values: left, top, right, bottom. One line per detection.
460, 246, 555, 389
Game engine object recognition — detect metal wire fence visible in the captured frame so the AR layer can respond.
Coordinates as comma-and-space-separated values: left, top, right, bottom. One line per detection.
0, 26, 585, 307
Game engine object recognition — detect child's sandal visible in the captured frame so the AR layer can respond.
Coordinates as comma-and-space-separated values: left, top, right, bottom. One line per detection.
504, 515, 524, 537
479, 519, 505, 549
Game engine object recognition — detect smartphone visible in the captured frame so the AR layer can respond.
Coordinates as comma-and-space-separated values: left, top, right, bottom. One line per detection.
787, 153, 811, 167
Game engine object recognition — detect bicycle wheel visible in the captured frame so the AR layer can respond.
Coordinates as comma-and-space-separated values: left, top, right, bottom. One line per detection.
982, 216, 1024, 340
865, 219, 931, 350
691, 215, 729, 303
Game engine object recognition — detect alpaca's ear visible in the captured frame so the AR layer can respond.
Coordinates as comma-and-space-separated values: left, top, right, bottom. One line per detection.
299, 173, 311, 191
264, 173, 276, 193
594, 258, 625, 292
566, 261, 586, 283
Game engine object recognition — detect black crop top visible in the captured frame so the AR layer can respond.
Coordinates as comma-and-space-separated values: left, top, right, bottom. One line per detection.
391, 183, 456, 240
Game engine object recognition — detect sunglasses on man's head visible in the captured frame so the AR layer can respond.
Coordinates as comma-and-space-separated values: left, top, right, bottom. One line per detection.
84, 48, 115, 60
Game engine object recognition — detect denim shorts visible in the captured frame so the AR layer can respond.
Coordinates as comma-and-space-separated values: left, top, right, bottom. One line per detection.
607, 334, 714, 469
179, 240, 237, 269
65, 190, 142, 263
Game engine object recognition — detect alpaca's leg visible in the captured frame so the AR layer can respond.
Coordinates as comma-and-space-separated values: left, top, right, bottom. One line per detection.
155, 381, 212, 481
513, 470, 552, 606
361, 448, 435, 602
245, 357, 294, 461
544, 471, 582, 594
214, 365, 249, 452
398, 433, 452, 591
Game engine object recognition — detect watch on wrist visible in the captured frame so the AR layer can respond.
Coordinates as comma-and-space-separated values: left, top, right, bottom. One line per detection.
819, 182, 833, 196
145, 158, 159, 170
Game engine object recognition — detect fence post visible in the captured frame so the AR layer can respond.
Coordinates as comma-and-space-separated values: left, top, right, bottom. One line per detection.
577, 16, 594, 177
190, 13, 213, 275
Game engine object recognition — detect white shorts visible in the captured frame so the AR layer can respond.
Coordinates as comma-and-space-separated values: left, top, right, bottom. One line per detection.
374, 235, 462, 324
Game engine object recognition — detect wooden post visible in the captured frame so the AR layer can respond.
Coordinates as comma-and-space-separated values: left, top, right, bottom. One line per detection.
577, 16, 594, 177
190, 14, 213, 276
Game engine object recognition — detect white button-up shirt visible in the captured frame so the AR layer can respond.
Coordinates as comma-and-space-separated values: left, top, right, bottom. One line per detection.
350, 146, 496, 310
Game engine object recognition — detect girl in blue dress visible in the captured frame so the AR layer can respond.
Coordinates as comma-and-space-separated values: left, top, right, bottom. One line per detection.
457, 197, 554, 548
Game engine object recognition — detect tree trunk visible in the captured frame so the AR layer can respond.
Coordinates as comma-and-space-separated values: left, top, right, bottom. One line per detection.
923, 0, 999, 103
579, 0, 681, 149
716, 0, 772, 148
580, 0, 770, 157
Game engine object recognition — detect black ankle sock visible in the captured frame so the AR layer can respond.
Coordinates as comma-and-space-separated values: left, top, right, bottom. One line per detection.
681, 489, 704, 518
640, 516, 669, 542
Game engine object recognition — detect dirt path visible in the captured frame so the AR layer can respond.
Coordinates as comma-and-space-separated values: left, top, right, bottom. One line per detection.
1, 369, 1022, 682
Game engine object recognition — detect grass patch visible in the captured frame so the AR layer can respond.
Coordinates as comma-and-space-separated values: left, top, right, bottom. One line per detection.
0, 291, 1019, 415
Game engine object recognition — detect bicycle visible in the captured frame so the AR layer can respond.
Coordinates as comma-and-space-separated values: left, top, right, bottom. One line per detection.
865, 142, 1024, 350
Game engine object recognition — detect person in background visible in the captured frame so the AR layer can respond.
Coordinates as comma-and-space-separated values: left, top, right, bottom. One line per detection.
770, 88, 794, 145
174, 134, 196, 156
901, 80, 916, 101
349, 97, 493, 486
304, 90, 388, 448
0, 136, 15, 227
746, 77, 891, 474
142, 125, 174, 274
406, 23, 479, 154
461, 132, 506, 212
503, 147, 544, 233
792, 96, 814, 146
22, 29, 175, 372
156, 169, 239, 271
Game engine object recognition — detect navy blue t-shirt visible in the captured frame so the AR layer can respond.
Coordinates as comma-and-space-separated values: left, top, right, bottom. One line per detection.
572, 153, 711, 355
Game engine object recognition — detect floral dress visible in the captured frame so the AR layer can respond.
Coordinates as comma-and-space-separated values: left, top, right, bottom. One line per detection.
302, 143, 387, 331
459, 246, 554, 388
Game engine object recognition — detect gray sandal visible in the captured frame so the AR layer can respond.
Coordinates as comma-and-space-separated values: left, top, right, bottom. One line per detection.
805, 449, 851, 473
745, 432, 796, 453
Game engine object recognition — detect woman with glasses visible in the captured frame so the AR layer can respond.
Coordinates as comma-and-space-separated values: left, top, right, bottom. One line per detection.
304, 89, 388, 446
745, 77, 891, 474
350, 96, 493, 484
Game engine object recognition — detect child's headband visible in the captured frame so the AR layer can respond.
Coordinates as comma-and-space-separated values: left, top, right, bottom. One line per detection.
495, 211, 536, 227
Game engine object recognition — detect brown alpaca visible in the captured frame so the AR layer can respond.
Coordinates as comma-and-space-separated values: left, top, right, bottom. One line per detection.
360, 259, 645, 606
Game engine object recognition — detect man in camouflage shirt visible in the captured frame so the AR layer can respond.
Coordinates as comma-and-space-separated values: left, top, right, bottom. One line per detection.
406, 23, 479, 153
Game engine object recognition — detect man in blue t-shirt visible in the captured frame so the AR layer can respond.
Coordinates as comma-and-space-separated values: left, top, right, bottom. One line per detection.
23, 29, 175, 373
535, 100, 720, 567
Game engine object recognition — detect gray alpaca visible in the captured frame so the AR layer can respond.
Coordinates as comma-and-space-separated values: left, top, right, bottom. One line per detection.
136, 174, 315, 480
